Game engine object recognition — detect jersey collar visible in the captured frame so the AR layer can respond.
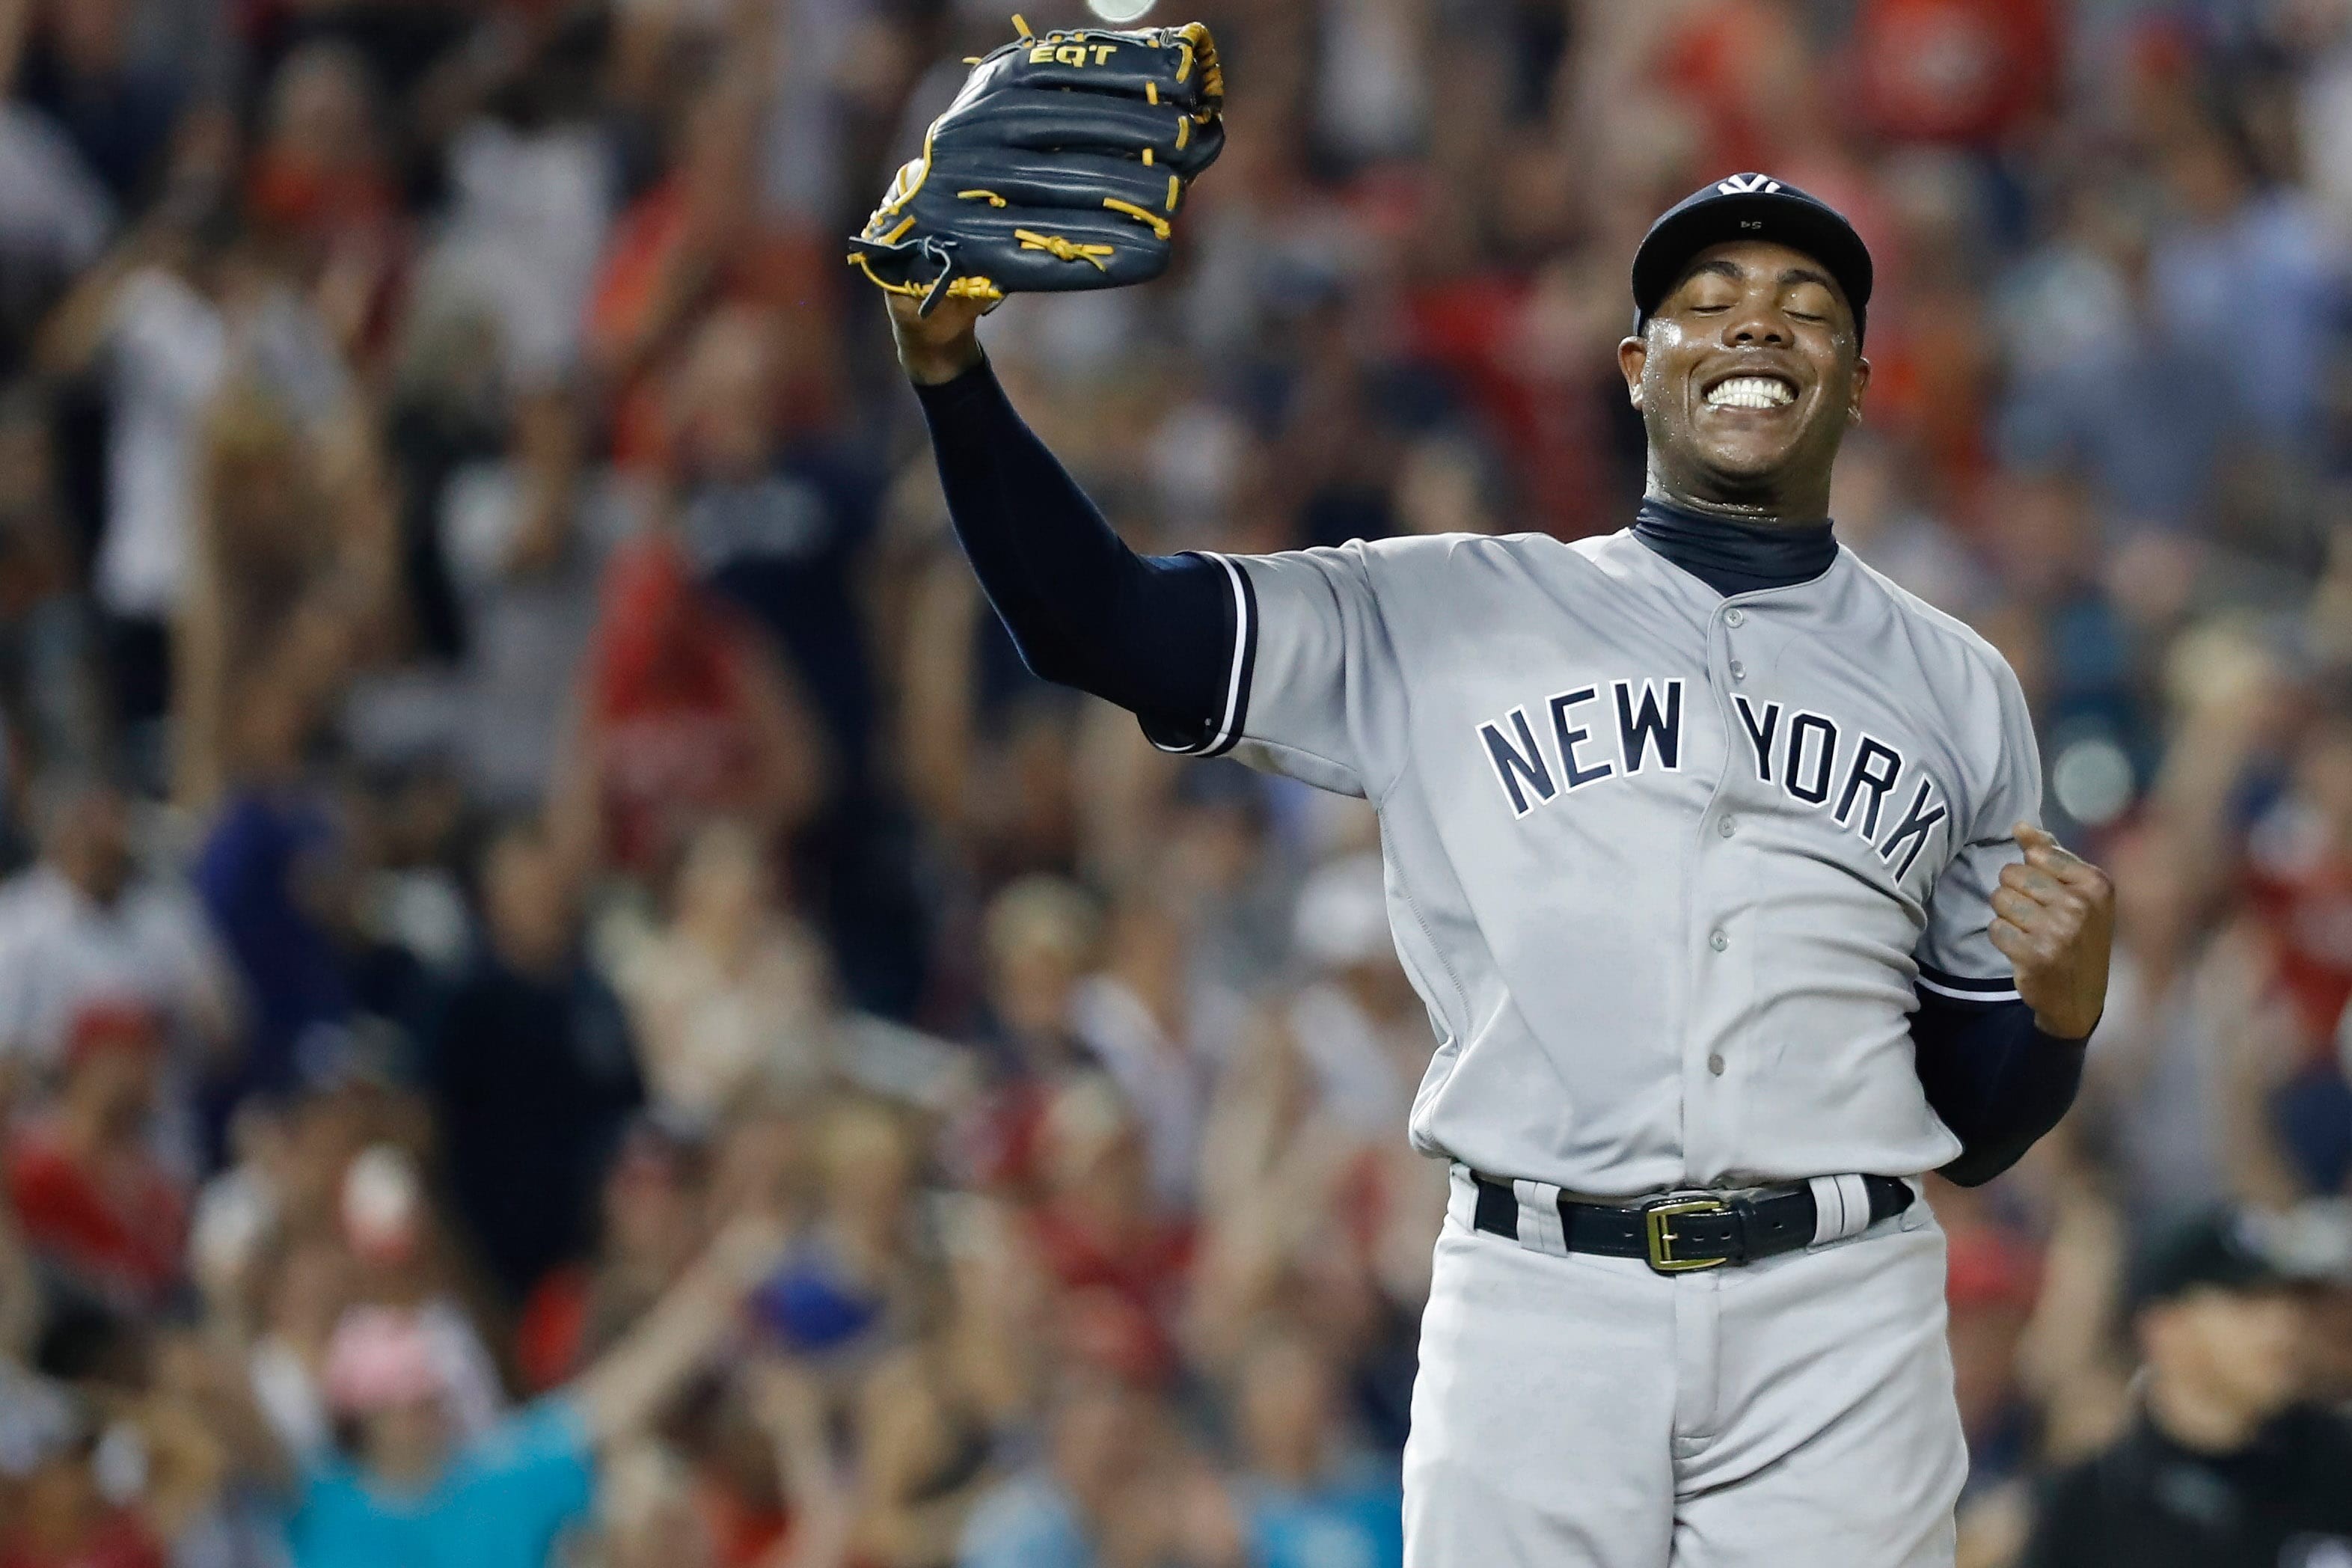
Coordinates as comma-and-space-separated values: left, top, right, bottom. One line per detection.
1631, 497, 1838, 598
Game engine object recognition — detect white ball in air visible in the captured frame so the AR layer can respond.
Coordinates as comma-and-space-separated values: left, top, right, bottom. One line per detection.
1086, 0, 1158, 21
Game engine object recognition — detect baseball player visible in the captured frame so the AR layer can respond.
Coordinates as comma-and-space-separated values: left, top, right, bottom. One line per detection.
855, 23, 2115, 1567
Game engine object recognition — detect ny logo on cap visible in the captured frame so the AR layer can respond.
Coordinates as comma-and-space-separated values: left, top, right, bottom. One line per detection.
1716, 174, 1782, 195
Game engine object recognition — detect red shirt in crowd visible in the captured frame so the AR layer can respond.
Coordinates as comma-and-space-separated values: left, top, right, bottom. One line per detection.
4, 1124, 187, 1310
580, 535, 773, 876
2246, 838, 2352, 1061
1851, 0, 2059, 147
0, 1510, 167, 1568
1026, 1200, 1194, 1385
585, 183, 837, 474
695, 1477, 796, 1568
1656, 0, 1813, 174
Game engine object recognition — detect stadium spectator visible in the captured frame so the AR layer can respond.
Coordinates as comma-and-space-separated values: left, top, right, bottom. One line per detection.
514, 1118, 706, 1396
4, 1000, 185, 1311
0, 775, 238, 1142
1851, 0, 2058, 149
0, 66, 114, 373
275, 1214, 789, 1568
0, 393, 103, 778
434, 384, 640, 809
613, 816, 830, 1125
243, 41, 405, 365
173, 380, 393, 812
1273, 852, 1429, 1142
429, 817, 641, 1304
974, 873, 1098, 1088
850, 1193, 1042, 1568
954, 1369, 1234, 1568
549, 530, 824, 883
1068, 883, 1243, 1210
1942, 1215, 2045, 1507
189, 768, 355, 1104
763, 1103, 924, 1358
35, 203, 349, 747
670, 307, 877, 779
2018, 1210, 2352, 1567
1228, 1326, 1405, 1568
0, 1378, 223, 1568
585, 72, 828, 477
8, 0, 184, 207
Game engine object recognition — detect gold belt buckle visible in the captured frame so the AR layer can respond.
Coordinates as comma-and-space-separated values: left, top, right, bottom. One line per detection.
1644, 1195, 1732, 1274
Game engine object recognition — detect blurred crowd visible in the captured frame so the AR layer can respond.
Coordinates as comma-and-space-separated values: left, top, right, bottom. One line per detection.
6, 0, 2352, 1565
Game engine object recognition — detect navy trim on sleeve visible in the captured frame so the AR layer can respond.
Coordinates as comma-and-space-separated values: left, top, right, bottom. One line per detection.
1189, 553, 1258, 757
1917, 963, 2022, 1005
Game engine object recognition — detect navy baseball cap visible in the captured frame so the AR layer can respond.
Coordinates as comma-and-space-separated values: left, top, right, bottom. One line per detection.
2129, 1208, 2298, 1309
1632, 174, 1874, 344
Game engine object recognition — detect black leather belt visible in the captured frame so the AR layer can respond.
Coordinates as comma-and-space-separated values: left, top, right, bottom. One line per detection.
1471, 1172, 1914, 1275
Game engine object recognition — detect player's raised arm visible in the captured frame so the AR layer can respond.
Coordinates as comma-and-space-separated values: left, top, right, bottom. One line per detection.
859, 21, 1247, 756
887, 294, 1240, 753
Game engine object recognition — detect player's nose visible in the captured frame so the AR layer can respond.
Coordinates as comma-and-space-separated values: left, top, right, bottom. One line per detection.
1724, 301, 1792, 347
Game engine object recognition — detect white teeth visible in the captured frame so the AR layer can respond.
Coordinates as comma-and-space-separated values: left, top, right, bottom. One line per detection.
1705, 376, 1796, 409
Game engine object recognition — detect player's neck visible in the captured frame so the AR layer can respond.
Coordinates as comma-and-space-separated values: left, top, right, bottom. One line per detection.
1641, 490, 1831, 531
1643, 483, 1831, 530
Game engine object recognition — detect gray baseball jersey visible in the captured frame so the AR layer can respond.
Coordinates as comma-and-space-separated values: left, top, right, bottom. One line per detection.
1183, 528, 2038, 1198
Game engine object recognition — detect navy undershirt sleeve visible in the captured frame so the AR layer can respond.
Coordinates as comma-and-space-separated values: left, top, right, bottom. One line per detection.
1911, 991, 2088, 1186
914, 358, 1237, 751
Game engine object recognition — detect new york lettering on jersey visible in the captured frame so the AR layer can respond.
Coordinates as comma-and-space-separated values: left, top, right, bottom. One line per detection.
1195, 526, 2039, 1195
1474, 679, 1950, 881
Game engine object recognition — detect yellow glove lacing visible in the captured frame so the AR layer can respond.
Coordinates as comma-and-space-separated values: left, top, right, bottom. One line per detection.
1014, 230, 1115, 270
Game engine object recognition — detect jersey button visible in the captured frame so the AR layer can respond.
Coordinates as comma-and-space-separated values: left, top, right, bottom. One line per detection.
1724, 607, 1746, 628
1718, 816, 1736, 838
1709, 929, 1728, 952
1729, 660, 1746, 681
1708, 1053, 1727, 1076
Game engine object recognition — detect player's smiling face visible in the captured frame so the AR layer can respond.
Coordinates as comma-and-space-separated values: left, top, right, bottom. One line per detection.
1619, 239, 1869, 519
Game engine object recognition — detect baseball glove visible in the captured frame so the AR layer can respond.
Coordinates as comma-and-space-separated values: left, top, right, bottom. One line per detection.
847, 16, 1224, 315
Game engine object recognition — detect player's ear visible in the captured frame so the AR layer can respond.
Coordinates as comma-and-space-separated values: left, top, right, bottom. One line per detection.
1618, 336, 1647, 409
1846, 354, 1871, 426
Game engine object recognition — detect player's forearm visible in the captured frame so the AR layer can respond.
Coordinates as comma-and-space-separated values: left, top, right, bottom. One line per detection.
1911, 995, 2086, 1186
914, 358, 1234, 736
892, 311, 984, 387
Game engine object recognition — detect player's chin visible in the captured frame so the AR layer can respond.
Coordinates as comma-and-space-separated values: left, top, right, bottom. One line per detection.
1690, 430, 1808, 484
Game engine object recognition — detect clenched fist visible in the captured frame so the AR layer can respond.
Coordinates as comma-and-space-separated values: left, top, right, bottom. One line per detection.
1989, 822, 2114, 1040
